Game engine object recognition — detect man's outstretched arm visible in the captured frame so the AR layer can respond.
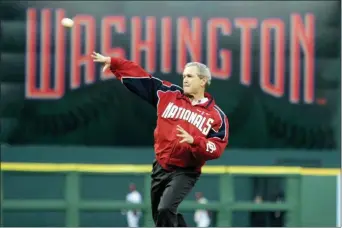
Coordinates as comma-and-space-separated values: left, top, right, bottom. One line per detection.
91, 52, 182, 107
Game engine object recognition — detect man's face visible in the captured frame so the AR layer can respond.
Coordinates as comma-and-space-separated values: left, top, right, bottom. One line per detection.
182, 66, 206, 95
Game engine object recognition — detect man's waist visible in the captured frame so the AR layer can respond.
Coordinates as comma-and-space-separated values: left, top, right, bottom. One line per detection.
155, 157, 201, 173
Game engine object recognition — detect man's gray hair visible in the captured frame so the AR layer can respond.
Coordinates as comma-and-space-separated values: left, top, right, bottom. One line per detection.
184, 62, 212, 86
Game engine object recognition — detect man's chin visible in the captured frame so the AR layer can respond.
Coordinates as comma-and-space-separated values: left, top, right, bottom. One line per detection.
183, 90, 190, 95
183, 91, 193, 98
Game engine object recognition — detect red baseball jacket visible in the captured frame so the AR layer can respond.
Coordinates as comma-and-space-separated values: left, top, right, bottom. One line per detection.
109, 57, 229, 172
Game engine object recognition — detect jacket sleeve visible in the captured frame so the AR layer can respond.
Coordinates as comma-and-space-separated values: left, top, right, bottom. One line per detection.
191, 107, 229, 161
109, 57, 182, 107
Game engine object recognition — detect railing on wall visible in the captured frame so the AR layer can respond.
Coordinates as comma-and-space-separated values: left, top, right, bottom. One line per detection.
1, 162, 340, 227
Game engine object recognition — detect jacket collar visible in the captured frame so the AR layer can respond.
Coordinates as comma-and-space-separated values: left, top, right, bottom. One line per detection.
177, 92, 215, 109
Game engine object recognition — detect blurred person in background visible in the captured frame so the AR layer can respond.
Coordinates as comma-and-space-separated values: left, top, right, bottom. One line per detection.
125, 183, 142, 227
194, 192, 211, 227
269, 192, 285, 227
91, 52, 229, 227
250, 195, 267, 227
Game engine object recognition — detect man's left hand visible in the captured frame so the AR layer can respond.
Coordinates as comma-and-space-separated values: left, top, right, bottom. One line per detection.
176, 125, 194, 144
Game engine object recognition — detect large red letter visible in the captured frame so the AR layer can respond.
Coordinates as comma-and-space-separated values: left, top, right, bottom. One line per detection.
207, 18, 232, 79
131, 17, 156, 72
235, 18, 258, 86
40, 9, 52, 96
177, 17, 202, 73
25, 8, 38, 98
161, 17, 172, 74
54, 9, 66, 98
260, 19, 285, 98
71, 15, 96, 89
26, 9, 65, 99
290, 13, 315, 104
101, 16, 126, 79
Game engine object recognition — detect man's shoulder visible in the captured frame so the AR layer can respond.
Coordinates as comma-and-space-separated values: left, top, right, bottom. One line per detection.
157, 88, 182, 96
156, 88, 182, 104
207, 104, 228, 127
156, 79, 183, 93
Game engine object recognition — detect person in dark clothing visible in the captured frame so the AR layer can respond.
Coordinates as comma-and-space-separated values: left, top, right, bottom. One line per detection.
250, 195, 268, 227
270, 193, 285, 227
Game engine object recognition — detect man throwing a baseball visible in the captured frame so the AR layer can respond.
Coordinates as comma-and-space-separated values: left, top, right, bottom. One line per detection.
91, 52, 229, 227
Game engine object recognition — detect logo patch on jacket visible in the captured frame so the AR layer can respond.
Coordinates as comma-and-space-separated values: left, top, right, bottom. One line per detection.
161, 102, 214, 135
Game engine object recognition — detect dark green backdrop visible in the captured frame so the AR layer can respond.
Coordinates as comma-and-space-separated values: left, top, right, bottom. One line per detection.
1, 1, 340, 149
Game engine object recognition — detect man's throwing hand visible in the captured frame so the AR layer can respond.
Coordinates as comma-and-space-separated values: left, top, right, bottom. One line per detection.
91, 51, 111, 72
176, 125, 194, 144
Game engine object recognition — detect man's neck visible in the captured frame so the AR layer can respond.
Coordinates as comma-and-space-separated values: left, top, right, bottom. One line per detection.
187, 93, 206, 106
188, 93, 205, 102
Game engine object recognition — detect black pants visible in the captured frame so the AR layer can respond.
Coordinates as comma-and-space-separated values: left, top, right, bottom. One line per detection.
150, 160, 200, 227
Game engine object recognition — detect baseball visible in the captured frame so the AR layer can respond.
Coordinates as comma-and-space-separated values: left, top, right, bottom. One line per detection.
61, 18, 74, 27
